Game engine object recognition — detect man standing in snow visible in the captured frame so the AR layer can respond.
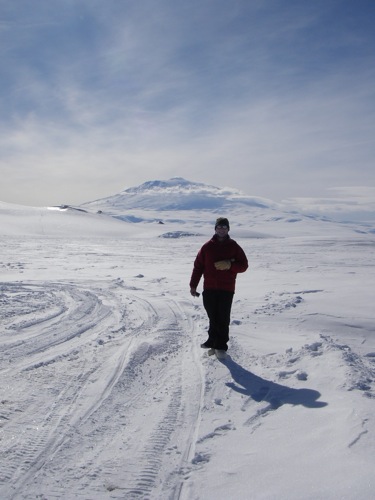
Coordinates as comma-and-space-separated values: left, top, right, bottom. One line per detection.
190, 217, 248, 356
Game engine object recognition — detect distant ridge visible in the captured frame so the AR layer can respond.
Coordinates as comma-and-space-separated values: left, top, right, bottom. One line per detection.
81, 177, 277, 214
77, 177, 374, 236
1, 179, 373, 238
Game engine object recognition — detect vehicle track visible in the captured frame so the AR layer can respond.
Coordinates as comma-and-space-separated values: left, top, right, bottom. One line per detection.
0, 281, 204, 499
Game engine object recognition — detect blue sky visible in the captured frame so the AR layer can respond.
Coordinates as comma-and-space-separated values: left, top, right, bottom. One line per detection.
1, 0, 374, 218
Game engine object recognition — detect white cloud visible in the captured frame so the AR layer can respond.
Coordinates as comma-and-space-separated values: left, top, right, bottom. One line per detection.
282, 187, 375, 221
0, 1, 374, 213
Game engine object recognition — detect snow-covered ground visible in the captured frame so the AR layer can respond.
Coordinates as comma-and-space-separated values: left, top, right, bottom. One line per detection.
1, 193, 375, 499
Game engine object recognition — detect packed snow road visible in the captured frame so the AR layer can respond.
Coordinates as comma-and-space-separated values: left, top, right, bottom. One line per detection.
0, 238, 206, 499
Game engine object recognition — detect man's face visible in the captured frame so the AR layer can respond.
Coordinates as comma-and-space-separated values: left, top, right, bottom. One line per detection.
215, 224, 229, 237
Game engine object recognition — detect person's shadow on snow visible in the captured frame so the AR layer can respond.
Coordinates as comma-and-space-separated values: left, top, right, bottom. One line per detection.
222, 356, 327, 411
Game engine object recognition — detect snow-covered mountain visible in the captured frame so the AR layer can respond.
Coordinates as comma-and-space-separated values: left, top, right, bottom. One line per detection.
80, 177, 374, 237
81, 177, 276, 212
1, 178, 374, 238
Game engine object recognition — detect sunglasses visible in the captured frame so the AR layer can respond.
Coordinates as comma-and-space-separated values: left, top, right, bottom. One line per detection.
216, 225, 228, 229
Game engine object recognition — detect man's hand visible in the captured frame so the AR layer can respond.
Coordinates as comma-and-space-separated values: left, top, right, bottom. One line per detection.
214, 260, 232, 271
190, 287, 200, 297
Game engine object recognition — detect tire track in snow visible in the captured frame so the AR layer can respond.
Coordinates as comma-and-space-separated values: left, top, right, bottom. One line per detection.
0, 283, 204, 499
122, 389, 183, 498
60, 296, 204, 500
0, 281, 155, 498
0, 282, 113, 371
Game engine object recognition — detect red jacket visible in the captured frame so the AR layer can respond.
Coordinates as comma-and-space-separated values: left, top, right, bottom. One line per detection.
190, 234, 248, 293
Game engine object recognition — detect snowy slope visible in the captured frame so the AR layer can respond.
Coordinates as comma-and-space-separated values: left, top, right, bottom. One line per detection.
80, 177, 374, 238
0, 202, 166, 239
1, 183, 375, 499
81, 177, 275, 212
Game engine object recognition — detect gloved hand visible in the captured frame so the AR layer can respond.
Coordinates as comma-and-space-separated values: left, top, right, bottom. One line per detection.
214, 260, 232, 271
190, 287, 200, 297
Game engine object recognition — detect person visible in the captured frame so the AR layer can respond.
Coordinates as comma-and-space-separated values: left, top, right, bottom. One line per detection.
189, 217, 248, 355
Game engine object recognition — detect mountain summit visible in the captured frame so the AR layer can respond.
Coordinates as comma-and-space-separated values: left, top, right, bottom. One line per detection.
81, 177, 276, 214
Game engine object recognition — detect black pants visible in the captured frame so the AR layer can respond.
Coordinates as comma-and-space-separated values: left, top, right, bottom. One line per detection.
203, 289, 234, 351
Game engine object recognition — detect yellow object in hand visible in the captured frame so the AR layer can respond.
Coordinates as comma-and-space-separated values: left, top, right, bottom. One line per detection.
214, 260, 232, 271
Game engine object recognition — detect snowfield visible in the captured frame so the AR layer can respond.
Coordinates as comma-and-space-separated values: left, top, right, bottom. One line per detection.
1, 197, 375, 499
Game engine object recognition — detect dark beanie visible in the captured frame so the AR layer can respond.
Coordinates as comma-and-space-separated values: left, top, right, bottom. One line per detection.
215, 217, 230, 229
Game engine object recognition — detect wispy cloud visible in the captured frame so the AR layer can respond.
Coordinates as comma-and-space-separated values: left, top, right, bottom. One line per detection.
0, 0, 374, 212
283, 187, 375, 221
